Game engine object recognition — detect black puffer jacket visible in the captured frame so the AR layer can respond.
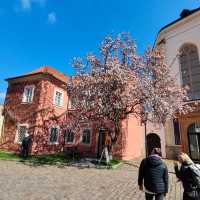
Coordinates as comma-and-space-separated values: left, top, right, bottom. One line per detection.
175, 162, 197, 193
138, 155, 168, 194
22, 136, 32, 149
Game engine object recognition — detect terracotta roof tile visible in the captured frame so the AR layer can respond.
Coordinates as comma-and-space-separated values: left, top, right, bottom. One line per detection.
27, 66, 68, 83
6, 66, 69, 83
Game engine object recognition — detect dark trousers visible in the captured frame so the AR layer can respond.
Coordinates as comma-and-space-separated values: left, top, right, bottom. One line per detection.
145, 193, 164, 200
183, 191, 200, 200
21, 147, 29, 158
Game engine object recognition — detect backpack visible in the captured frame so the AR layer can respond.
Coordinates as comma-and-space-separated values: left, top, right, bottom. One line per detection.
189, 164, 200, 188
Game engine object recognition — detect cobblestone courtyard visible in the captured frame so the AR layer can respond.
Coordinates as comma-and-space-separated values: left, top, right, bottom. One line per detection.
0, 160, 182, 200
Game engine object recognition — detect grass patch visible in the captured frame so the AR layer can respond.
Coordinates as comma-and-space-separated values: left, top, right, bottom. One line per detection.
100, 159, 120, 165
109, 159, 123, 169
0, 151, 123, 168
27, 153, 71, 165
0, 151, 72, 165
93, 159, 123, 169
0, 151, 21, 161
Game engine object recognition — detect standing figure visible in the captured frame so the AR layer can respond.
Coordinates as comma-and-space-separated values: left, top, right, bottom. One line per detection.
21, 132, 32, 159
138, 148, 168, 200
104, 131, 112, 159
174, 153, 200, 200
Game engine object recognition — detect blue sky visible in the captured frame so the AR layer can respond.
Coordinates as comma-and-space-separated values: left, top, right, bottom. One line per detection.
0, 0, 199, 104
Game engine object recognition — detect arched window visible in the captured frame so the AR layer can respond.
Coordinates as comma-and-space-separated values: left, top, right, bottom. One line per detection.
179, 44, 200, 100
173, 119, 180, 145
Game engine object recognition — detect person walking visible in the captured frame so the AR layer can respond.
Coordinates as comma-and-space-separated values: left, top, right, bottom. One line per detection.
21, 132, 32, 159
138, 148, 168, 200
174, 153, 200, 200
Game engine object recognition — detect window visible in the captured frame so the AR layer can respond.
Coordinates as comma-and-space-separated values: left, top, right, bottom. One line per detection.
188, 123, 200, 160
81, 129, 91, 144
49, 127, 59, 144
15, 124, 29, 144
54, 89, 63, 107
179, 44, 200, 100
68, 97, 76, 109
22, 85, 35, 103
173, 119, 181, 145
64, 129, 74, 143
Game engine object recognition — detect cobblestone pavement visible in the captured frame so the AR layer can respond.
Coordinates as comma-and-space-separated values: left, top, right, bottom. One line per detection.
0, 159, 182, 200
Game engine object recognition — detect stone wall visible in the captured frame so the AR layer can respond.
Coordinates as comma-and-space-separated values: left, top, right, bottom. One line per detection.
166, 145, 182, 160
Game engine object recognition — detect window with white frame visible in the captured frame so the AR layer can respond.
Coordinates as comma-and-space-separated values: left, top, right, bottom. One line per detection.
22, 85, 35, 103
49, 127, 59, 144
15, 124, 29, 144
54, 89, 63, 107
64, 129, 74, 143
81, 129, 91, 144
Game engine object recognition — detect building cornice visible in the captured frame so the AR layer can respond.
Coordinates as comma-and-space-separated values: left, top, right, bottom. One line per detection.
155, 8, 200, 46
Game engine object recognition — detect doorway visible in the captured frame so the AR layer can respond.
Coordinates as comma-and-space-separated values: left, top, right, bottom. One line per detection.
188, 123, 200, 160
146, 133, 161, 156
97, 129, 106, 158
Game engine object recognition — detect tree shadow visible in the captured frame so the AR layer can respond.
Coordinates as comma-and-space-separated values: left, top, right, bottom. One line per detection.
19, 153, 73, 167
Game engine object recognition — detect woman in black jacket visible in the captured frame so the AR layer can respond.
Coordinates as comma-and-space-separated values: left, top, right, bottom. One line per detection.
138, 148, 168, 200
174, 153, 200, 200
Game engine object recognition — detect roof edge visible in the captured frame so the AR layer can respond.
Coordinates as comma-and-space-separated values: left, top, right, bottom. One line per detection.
5, 71, 68, 84
5, 72, 43, 81
158, 7, 200, 34
154, 7, 200, 47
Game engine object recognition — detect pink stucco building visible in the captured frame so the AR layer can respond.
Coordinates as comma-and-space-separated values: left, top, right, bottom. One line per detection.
0, 66, 164, 160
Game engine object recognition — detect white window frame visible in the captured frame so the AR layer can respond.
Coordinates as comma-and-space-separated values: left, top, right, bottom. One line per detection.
49, 126, 60, 145
64, 129, 75, 144
22, 85, 35, 103
15, 123, 29, 144
68, 97, 76, 110
53, 88, 63, 107
81, 128, 92, 146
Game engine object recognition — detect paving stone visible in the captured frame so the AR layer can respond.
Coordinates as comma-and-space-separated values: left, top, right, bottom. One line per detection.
0, 159, 182, 200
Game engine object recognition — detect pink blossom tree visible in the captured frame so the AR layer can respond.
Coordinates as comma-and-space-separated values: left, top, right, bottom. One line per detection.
67, 33, 191, 147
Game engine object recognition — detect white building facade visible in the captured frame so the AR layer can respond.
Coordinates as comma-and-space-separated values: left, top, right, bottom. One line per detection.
154, 8, 200, 159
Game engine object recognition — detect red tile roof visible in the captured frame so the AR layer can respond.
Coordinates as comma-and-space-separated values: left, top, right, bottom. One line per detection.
6, 66, 68, 83
27, 66, 68, 83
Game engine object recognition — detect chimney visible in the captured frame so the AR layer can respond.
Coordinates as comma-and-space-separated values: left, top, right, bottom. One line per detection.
180, 9, 191, 18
